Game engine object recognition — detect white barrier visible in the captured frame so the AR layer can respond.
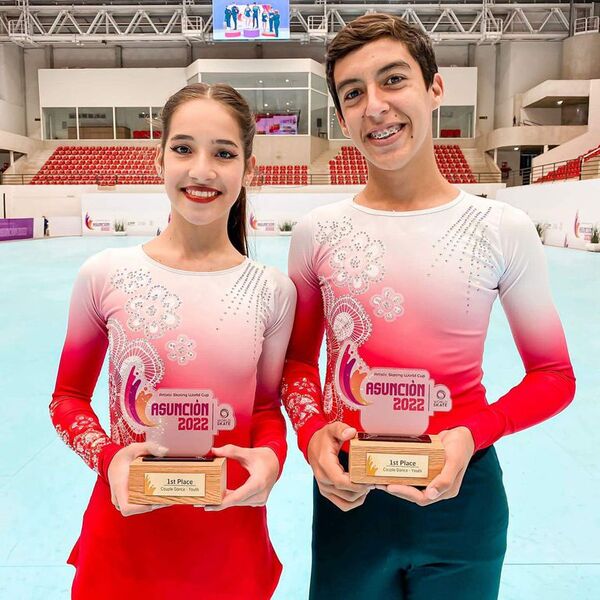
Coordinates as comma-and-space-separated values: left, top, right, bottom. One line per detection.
80, 184, 505, 236
496, 179, 600, 250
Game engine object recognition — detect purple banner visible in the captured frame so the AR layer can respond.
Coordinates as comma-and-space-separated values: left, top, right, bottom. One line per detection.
0, 218, 34, 241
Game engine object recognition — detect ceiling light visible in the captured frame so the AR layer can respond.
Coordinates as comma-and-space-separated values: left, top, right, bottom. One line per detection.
513, 146, 519, 151
264, 103, 268, 107
557, 100, 564, 105
258, 80, 263, 84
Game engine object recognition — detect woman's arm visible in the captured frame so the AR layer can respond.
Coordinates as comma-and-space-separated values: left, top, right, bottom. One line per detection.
50, 252, 122, 481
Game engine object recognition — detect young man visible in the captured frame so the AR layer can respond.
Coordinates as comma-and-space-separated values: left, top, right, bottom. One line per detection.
281, 13, 575, 600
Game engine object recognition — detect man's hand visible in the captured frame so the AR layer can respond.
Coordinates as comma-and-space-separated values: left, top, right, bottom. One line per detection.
307, 422, 373, 511
377, 427, 475, 506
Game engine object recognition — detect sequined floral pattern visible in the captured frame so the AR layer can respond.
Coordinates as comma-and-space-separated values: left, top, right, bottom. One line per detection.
111, 268, 153, 295
111, 267, 183, 339
54, 423, 71, 446
72, 431, 113, 473
126, 285, 181, 339
370, 287, 405, 322
53, 422, 111, 473
166, 335, 197, 366
320, 279, 372, 345
71, 415, 98, 432
322, 382, 346, 422
281, 377, 322, 431
315, 216, 354, 246
329, 231, 385, 295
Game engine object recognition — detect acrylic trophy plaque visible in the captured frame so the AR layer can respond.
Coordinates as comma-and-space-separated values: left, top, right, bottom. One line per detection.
128, 388, 235, 505
334, 342, 452, 486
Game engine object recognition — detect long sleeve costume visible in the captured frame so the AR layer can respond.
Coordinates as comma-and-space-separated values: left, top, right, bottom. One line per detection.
282, 193, 575, 459
51, 245, 296, 599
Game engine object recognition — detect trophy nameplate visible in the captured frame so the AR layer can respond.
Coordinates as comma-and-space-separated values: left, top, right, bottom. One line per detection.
129, 456, 226, 505
349, 433, 444, 486
335, 341, 452, 486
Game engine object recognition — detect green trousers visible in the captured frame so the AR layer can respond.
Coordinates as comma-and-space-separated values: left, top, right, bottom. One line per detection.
309, 447, 509, 600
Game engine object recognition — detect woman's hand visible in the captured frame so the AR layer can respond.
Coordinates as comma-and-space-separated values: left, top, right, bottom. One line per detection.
107, 441, 169, 517
203, 445, 280, 511
377, 427, 475, 506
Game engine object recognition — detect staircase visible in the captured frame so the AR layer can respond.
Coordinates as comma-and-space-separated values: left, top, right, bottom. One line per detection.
462, 148, 501, 183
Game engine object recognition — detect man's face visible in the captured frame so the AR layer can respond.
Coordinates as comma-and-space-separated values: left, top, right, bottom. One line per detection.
334, 37, 443, 172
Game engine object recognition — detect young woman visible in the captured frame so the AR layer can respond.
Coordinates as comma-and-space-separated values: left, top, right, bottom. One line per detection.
281, 13, 575, 600
50, 82, 296, 599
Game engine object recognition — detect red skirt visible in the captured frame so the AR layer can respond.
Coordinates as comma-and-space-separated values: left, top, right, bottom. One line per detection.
68, 478, 282, 599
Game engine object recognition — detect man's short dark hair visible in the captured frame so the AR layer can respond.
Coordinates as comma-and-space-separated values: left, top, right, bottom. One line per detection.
326, 13, 438, 116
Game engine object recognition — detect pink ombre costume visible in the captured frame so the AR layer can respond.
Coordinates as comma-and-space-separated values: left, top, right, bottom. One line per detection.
282, 192, 575, 458
51, 245, 296, 600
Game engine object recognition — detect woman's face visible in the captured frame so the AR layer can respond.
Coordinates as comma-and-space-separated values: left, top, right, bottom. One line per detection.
157, 97, 254, 228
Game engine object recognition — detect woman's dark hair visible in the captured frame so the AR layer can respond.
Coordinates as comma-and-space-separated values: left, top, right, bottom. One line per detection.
156, 82, 255, 256
326, 13, 438, 117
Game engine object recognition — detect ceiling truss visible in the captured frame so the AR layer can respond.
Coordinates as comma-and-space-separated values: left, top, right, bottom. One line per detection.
0, 2, 593, 47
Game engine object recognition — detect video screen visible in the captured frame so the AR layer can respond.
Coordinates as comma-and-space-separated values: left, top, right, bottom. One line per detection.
213, 2, 290, 41
255, 112, 298, 135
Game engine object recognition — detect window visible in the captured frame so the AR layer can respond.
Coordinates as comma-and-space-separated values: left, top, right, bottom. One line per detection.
439, 106, 474, 138
240, 89, 308, 134
78, 107, 115, 139
115, 107, 151, 140
42, 108, 76, 140
311, 90, 328, 138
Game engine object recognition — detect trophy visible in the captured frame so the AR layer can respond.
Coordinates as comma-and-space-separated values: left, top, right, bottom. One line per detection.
126, 384, 235, 505
334, 342, 452, 486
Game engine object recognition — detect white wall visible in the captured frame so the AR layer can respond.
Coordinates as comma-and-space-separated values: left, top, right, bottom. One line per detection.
495, 41, 562, 129
435, 45, 469, 67
438, 68, 477, 107
39, 68, 187, 107
23, 48, 49, 139
470, 44, 496, 136
588, 80, 600, 130
0, 45, 26, 136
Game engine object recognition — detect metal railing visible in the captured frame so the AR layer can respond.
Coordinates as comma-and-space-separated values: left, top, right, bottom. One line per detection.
500, 155, 600, 187
1, 156, 598, 188
574, 16, 599, 35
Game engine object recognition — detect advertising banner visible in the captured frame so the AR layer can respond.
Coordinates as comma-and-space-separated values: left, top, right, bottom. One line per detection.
0, 218, 34, 242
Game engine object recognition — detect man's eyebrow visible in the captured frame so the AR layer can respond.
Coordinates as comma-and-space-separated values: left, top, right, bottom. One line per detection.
336, 61, 412, 94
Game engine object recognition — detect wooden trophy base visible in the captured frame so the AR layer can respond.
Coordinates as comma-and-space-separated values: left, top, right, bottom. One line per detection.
349, 433, 445, 486
129, 457, 226, 505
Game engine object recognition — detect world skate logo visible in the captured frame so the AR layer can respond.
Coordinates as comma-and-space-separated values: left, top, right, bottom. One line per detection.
335, 341, 451, 435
